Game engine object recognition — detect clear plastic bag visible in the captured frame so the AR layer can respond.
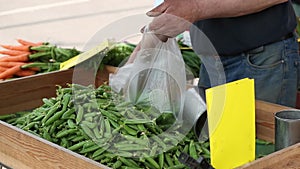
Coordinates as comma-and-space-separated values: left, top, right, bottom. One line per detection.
110, 28, 186, 119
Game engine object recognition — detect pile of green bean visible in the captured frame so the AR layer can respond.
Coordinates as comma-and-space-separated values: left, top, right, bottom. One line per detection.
0, 83, 210, 169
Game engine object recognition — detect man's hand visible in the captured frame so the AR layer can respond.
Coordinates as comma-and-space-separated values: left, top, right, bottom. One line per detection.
146, 0, 200, 38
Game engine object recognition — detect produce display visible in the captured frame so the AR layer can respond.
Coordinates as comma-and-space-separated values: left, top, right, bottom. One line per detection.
0, 83, 211, 169
0, 37, 201, 82
0, 39, 81, 80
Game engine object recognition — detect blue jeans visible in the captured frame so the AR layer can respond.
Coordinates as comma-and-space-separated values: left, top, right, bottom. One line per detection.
198, 33, 300, 107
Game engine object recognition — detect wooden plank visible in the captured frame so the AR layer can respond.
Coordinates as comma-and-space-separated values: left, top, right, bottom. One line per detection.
255, 100, 293, 143
0, 121, 109, 169
0, 69, 73, 115
238, 142, 300, 169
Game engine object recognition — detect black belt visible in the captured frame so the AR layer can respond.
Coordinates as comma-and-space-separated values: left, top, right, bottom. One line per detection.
280, 32, 294, 41
247, 32, 295, 54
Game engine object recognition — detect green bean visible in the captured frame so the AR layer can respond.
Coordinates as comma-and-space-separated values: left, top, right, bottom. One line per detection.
0, 114, 17, 121
76, 105, 84, 124
66, 134, 78, 141
108, 119, 120, 129
92, 145, 109, 158
145, 156, 160, 169
84, 112, 98, 118
116, 144, 148, 151
165, 153, 174, 167
188, 140, 198, 160
42, 98, 54, 107
22, 121, 39, 130
116, 151, 133, 157
93, 126, 102, 139
71, 135, 86, 142
112, 160, 122, 169
182, 144, 189, 154
100, 109, 118, 121
159, 153, 164, 169
92, 154, 106, 161
62, 108, 76, 119
43, 130, 53, 142
137, 124, 146, 132
123, 135, 148, 146
33, 114, 45, 122
61, 137, 69, 148
144, 161, 158, 169
98, 116, 105, 136
123, 124, 138, 136
81, 121, 97, 129
44, 109, 65, 126
201, 145, 210, 157
166, 164, 186, 169
41, 101, 60, 125
119, 157, 139, 168
68, 141, 87, 151
151, 135, 167, 151
124, 119, 154, 125
56, 129, 77, 138
6, 117, 19, 124
150, 144, 158, 157
67, 119, 77, 129
80, 124, 95, 139
49, 119, 64, 135
100, 157, 111, 164
104, 119, 111, 137
80, 144, 101, 154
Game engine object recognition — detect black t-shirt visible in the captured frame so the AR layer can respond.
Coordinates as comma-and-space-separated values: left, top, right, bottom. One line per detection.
190, 1, 297, 56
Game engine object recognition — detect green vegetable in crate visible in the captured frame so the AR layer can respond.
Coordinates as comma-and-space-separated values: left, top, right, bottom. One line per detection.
102, 42, 135, 67
0, 83, 210, 169
29, 44, 81, 62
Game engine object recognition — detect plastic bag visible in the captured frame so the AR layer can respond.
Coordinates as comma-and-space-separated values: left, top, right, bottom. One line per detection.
110, 28, 186, 119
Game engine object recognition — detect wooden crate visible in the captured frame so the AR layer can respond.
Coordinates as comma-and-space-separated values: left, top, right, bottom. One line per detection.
239, 142, 300, 169
0, 66, 117, 169
0, 70, 297, 168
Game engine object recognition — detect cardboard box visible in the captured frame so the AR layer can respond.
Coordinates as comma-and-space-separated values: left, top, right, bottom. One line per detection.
0, 69, 297, 168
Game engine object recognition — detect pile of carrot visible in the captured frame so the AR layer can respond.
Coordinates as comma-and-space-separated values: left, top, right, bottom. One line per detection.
0, 39, 45, 80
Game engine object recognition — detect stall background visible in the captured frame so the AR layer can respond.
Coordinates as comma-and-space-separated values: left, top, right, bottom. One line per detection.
0, 0, 154, 51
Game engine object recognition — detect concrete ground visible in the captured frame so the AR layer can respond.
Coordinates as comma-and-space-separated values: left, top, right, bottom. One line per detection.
0, 0, 154, 51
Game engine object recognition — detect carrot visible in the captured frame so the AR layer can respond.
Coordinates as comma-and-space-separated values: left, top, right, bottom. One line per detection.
17, 39, 43, 47
0, 65, 22, 79
0, 61, 26, 68
0, 53, 29, 62
0, 44, 30, 52
0, 50, 30, 56
0, 66, 7, 72
15, 69, 36, 77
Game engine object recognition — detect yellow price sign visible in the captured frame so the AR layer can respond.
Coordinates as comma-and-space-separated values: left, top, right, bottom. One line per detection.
60, 40, 114, 70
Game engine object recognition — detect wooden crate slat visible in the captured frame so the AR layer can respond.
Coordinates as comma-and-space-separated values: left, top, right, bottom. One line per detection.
0, 121, 109, 169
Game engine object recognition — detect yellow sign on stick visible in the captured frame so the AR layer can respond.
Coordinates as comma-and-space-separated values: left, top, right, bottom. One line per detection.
206, 78, 255, 169
60, 40, 113, 70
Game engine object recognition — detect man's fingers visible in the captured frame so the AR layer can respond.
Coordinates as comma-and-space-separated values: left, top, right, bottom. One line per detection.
146, 2, 168, 17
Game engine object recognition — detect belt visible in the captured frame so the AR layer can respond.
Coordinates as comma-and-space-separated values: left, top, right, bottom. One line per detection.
280, 32, 294, 41
247, 32, 295, 54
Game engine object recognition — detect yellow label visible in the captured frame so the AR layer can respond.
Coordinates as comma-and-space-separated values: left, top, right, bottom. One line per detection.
60, 40, 113, 70
206, 78, 255, 169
